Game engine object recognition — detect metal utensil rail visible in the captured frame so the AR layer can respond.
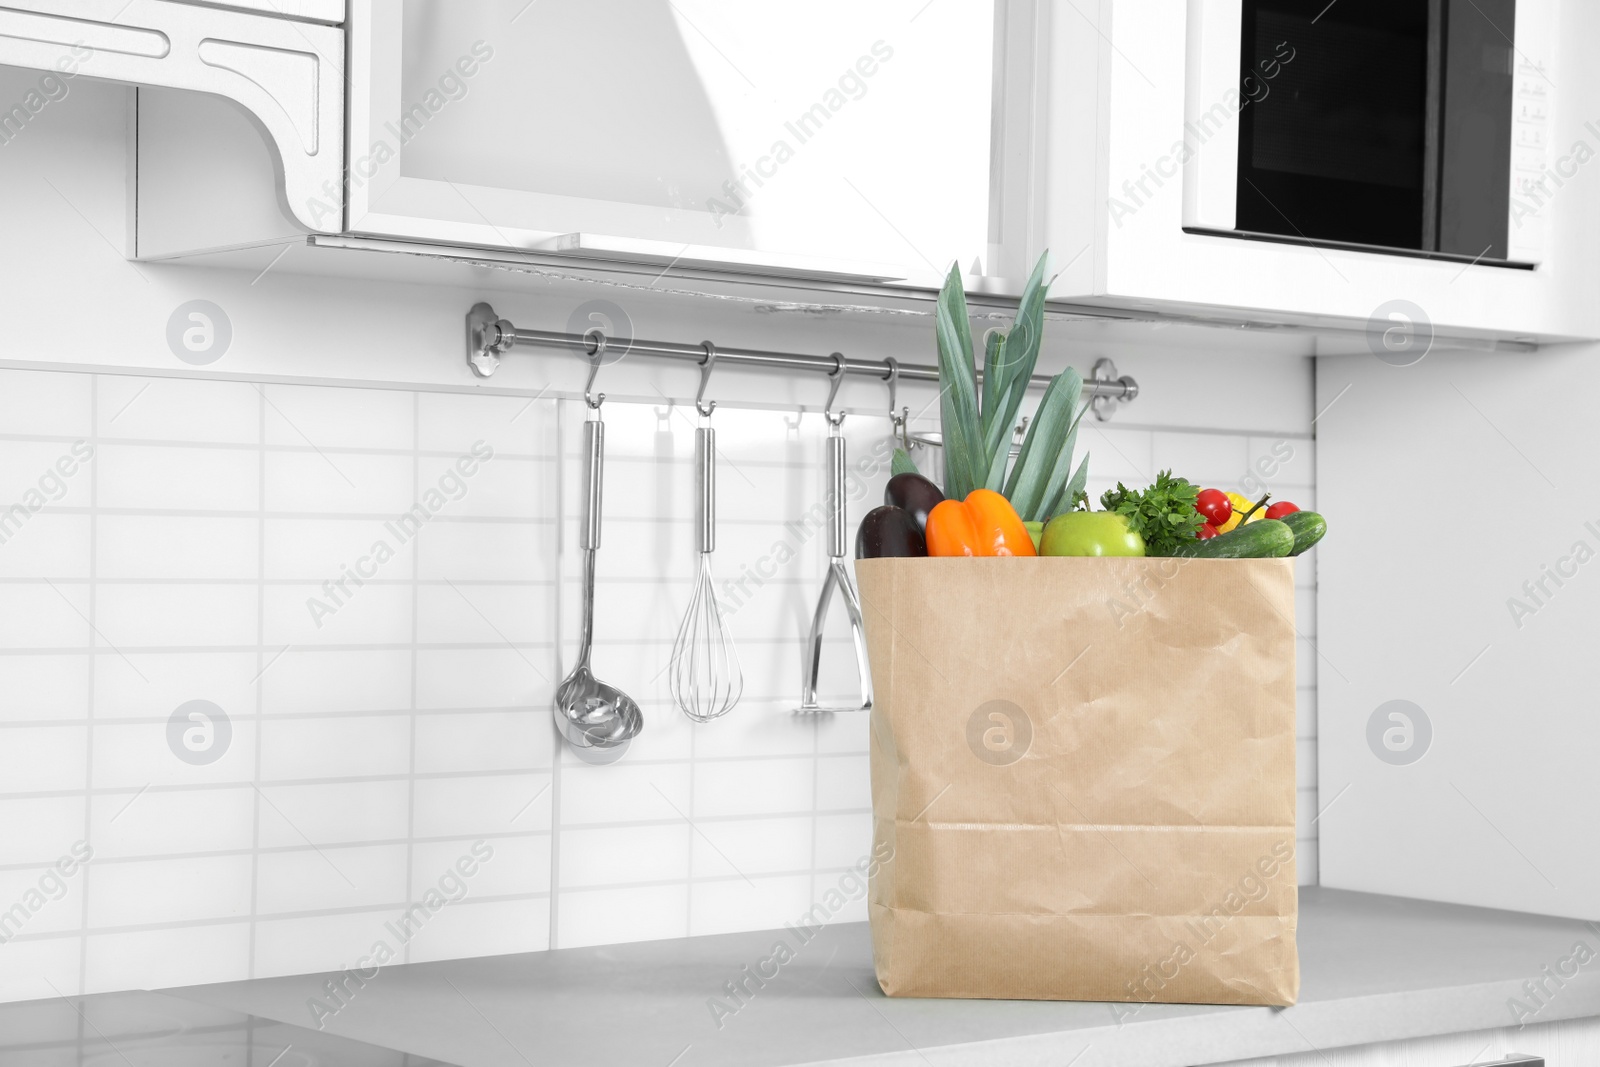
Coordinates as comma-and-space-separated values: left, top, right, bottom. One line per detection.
465, 302, 1140, 420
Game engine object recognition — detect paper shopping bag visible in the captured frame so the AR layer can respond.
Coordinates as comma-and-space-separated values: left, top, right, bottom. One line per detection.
857, 556, 1299, 1006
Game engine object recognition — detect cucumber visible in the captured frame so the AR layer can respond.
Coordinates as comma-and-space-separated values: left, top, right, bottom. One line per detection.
1169, 518, 1295, 559
1279, 510, 1327, 556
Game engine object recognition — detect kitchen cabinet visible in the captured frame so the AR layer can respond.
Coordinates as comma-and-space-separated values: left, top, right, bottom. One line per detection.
991, 0, 1600, 340
169, 0, 345, 21
341, 0, 994, 281
1315, 344, 1600, 922
101, 0, 1600, 342
0, 0, 344, 241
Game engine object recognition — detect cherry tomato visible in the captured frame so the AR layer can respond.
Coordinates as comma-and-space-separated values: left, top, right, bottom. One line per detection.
1194, 522, 1220, 540
1265, 501, 1300, 520
1195, 488, 1232, 527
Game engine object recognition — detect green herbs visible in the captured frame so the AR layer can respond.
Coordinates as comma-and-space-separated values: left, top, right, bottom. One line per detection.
1100, 470, 1207, 557
933, 254, 1090, 523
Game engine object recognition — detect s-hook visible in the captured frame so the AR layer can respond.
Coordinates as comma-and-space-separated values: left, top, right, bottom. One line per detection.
583, 327, 607, 410
823, 353, 846, 429
696, 342, 718, 419
799, 354, 873, 714
884, 357, 910, 451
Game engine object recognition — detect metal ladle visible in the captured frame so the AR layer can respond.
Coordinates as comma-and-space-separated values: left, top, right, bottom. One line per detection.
554, 341, 643, 761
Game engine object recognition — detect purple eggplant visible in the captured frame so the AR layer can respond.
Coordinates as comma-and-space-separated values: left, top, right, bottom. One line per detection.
855, 505, 927, 559
885, 472, 944, 532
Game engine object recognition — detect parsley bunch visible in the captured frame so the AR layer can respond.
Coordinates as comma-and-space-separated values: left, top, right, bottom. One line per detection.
1100, 470, 1206, 556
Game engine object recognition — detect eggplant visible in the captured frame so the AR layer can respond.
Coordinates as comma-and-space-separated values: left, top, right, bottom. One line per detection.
885, 472, 944, 532
855, 505, 927, 559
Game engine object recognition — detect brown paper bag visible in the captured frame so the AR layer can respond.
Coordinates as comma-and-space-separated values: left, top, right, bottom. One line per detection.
857, 556, 1299, 1008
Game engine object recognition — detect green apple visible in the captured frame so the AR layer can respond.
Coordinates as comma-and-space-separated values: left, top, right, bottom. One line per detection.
1039, 512, 1145, 557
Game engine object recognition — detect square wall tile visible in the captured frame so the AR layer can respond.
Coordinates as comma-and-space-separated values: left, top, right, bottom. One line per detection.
415, 649, 552, 711
261, 384, 413, 451
0, 584, 92, 649
257, 714, 412, 781
689, 703, 816, 761
0, 441, 87, 511
0, 726, 86, 794
1150, 431, 1248, 489
693, 759, 814, 819
0, 513, 91, 580
93, 651, 257, 722
557, 883, 687, 949
265, 450, 415, 515
414, 454, 549, 520
690, 816, 813, 879
0, 864, 89, 936
0, 368, 91, 438
0, 936, 83, 1002
87, 855, 253, 927
559, 824, 691, 889
814, 755, 870, 812
97, 378, 259, 445
255, 780, 411, 849
411, 836, 550, 902
260, 649, 413, 716
813, 812, 874, 870
416, 583, 553, 648
262, 583, 413, 649
417, 393, 552, 458
88, 787, 253, 860
413, 773, 552, 840
262, 517, 416, 581
413, 710, 552, 775
1075, 426, 1152, 488
0, 796, 85, 866
415, 520, 554, 583
95, 584, 257, 649
250, 911, 392, 980
91, 719, 255, 790
688, 874, 813, 938
256, 844, 409, 915
95, 444, 259, 512
96, 515, 257, 581
1243, 435, 1315, 497
403, 897, 550, 963
557, 762, 690, 827
0, 655, 89, 722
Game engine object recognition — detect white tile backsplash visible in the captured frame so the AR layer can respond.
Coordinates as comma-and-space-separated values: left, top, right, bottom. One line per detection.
0, 369, 1317, 1005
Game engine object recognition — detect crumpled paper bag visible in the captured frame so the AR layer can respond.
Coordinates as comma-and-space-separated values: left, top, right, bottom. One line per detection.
857, 556, 1299, 1007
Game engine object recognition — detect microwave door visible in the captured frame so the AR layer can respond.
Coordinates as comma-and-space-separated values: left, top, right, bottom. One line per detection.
1436, 0, 1516, 259
1183, 0, 1539, 266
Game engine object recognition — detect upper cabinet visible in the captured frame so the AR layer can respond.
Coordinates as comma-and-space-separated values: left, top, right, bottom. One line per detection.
1007, 0, 1600, 340
0, 0, 344, 237
24, 0, 1594, 338
342, 0, 995, 281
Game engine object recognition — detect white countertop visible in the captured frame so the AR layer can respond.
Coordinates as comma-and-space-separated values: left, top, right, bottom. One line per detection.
173, 887, 1600, 1067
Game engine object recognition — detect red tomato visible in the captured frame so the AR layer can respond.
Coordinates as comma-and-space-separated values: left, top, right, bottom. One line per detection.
1194, 522, 1220, 540
1265, 501, 1300, 520
1195, 488, 1232, 527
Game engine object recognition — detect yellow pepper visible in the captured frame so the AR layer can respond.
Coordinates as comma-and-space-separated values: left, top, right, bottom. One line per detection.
1218, 492, 1262, 533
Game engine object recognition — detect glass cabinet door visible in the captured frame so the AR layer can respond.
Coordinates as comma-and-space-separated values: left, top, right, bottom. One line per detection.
347, 0, 994, 281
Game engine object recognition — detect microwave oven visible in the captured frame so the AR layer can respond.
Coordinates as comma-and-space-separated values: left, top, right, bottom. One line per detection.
1182, 0, 1557, 266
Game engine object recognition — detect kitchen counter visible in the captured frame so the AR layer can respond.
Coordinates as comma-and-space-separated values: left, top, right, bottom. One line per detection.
173, 887, 1600, 1067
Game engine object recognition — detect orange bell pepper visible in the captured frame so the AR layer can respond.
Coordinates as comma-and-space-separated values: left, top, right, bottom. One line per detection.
925, 489, 1037, 557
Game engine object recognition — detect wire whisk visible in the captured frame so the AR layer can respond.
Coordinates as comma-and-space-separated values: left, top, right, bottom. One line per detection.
670, 354, 743, 723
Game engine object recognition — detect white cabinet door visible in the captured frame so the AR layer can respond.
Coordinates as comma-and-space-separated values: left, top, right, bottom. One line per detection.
1017, 0, 1600, 340
347, 0, 995, 282
1315, 343, 1600, 921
